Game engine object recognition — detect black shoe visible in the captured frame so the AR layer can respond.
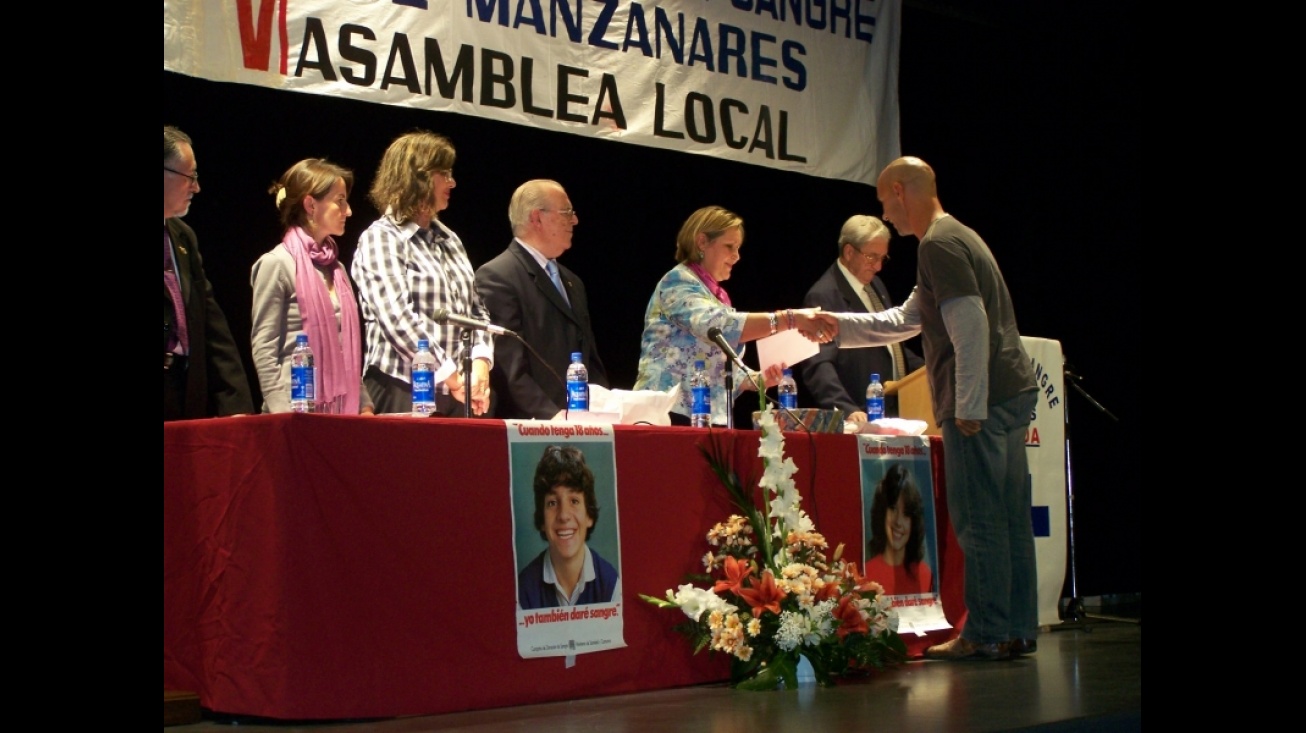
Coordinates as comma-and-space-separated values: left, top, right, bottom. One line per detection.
1010, 638, 1038, 657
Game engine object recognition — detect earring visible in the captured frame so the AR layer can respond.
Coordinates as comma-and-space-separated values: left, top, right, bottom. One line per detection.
697, 250, 705, 262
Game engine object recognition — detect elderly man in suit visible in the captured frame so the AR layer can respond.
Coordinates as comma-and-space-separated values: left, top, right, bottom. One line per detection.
475, 179, 608, 419
163, 125, 253, 420
800, 215, 921, 423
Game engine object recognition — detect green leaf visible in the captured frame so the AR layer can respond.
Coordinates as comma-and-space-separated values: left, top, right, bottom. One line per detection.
638, 593, 679, 609
735, 664, 783, 691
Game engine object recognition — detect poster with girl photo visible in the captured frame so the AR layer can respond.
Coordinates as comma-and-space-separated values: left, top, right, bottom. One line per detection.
858, 434, 951, 635
508, 423, 625, 659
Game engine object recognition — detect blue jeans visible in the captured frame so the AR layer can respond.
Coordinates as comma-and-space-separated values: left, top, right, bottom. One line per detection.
941, 389, 1039, 645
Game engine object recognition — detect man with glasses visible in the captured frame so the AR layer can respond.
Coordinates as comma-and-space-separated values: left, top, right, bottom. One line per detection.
163, 125, 253, 421
799, 214, 921, 423
475, 179, 608, 419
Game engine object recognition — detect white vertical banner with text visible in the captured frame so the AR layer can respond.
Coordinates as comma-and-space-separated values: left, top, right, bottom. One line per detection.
509, 421, 625, 660
1021, 336, 1067, 628
163, 0, 902, 185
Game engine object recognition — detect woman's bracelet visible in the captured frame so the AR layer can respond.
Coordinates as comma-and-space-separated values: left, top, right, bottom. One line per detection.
768, 311, 779, 335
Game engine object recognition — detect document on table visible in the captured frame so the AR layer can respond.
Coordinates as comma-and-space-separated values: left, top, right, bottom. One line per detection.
755, 330, 819, 375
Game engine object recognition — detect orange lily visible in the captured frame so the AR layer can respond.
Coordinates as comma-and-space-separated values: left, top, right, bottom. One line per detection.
842, 561, 881, 594
832, 594, 869, 639
814, 579, 842, 603
736, 569, 786, 618
713, 556, 754, 596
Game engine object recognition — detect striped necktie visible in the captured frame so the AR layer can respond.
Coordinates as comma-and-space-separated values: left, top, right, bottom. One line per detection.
864, 284, 905, 380
546, 259, 570, 306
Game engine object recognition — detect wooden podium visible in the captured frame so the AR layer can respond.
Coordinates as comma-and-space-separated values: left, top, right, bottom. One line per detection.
885, 367, 939, 435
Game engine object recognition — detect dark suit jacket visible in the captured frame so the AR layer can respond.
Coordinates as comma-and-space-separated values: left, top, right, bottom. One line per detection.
474, 240, 608, 419
164, 218, 253, 420
800, 262, 922, 417
517, 546, 619, 610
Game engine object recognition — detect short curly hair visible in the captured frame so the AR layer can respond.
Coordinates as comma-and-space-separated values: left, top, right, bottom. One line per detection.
532, 446, 600, 542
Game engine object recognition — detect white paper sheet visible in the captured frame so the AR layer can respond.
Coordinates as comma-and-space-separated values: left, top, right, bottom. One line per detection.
755, 330, 820, 374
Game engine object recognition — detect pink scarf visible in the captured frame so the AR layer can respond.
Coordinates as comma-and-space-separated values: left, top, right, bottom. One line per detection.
687, 262, 732, 307
282, 226, 363, 414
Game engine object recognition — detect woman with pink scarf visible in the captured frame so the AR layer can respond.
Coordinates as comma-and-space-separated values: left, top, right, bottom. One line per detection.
250, 158, 373, 414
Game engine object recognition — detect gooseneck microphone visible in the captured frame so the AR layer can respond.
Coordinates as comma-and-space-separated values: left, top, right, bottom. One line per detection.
433, 308, 517, 337
706, 326, 807, 435
706, 326, 743, 369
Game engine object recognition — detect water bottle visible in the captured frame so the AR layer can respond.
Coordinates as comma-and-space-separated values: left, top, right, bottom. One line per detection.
290, 334, 315, 413
778, 367, 798, 410
866, 372, 885, 421
411, 338, 437, 416
566, 352, 589, 412
690, 360, 711, 428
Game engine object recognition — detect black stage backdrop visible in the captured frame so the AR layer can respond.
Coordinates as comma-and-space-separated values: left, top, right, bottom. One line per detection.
164, 5, 1139, 600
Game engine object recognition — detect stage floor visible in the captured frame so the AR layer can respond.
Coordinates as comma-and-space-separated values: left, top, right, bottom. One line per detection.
166, 605, 1140, 733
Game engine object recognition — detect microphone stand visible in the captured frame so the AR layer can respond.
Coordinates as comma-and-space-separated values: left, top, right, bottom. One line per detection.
724, 371, 734, 429
1054, 355, 1134, 632
460, 330, 473, 419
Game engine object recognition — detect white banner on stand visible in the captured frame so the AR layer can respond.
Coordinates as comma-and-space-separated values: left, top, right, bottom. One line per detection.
1021, 336, 1067, 628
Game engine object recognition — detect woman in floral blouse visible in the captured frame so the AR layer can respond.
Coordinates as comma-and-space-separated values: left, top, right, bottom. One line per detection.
634, 205, 829, 426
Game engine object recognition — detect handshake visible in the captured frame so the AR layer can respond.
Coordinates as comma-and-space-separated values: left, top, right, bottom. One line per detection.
789, 308, 840, 344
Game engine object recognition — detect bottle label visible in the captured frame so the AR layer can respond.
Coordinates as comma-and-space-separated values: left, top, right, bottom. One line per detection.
866, 398, 884, 421
779, 392, 797, 410
567, 381, 589, 411
412, 368, 434, 404
692, 385, 711, 416
291, 365, 308, 402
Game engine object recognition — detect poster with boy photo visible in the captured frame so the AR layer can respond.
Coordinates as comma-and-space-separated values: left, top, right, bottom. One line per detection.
508, 423, 625, 659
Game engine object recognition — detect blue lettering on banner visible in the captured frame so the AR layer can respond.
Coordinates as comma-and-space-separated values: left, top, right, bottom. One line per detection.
460, 0, 816, 91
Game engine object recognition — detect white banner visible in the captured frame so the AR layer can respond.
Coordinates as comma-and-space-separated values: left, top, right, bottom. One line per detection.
163, 0, 902, 185
1021, 336, 1068, 628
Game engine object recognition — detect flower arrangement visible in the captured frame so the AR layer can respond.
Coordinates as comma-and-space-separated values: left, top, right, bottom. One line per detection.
640, 406, 906, 690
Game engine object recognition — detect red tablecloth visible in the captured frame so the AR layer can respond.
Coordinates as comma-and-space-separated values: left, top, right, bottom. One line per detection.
164, 414, 962, 719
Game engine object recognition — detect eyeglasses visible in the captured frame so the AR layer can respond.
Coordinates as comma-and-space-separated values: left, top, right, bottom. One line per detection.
542, 208, 577, 219
854, 247, 890, 265
164, 166, 199, 184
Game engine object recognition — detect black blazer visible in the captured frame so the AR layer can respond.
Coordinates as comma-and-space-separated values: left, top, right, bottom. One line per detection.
474, 240, 609, 419
800, 262, 922, 417
164, 218, 253, 420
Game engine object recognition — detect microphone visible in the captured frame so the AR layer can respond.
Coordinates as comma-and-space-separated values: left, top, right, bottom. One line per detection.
433, 308, 516, 337
707, 326, 802, 432
706, 326, 743, 370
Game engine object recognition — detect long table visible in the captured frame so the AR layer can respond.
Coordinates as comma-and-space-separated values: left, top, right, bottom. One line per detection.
164, 414, 963, 720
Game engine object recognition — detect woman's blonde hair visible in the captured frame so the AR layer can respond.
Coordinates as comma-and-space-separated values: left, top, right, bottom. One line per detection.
674, 205, 744, 263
